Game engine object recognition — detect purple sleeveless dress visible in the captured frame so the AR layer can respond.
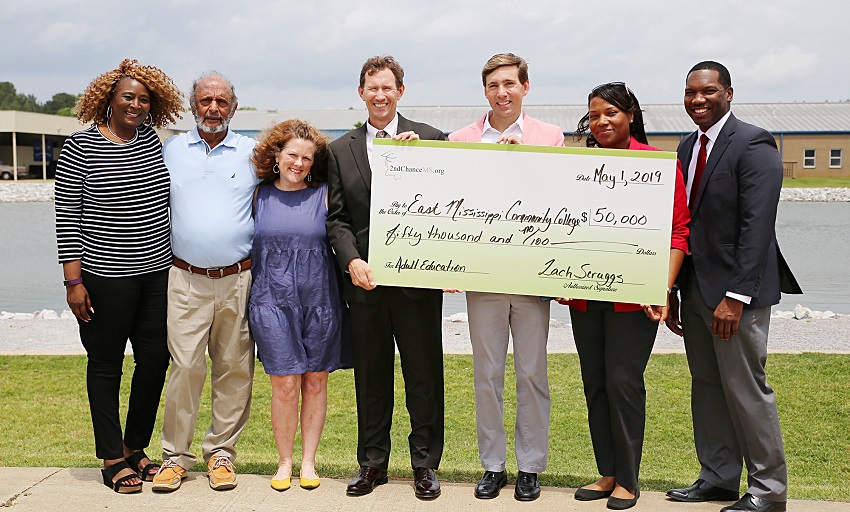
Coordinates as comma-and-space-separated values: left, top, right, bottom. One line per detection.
249, 182, 351, 376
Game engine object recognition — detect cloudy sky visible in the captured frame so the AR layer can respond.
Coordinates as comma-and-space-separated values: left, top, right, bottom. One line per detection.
2, 0, 848, 111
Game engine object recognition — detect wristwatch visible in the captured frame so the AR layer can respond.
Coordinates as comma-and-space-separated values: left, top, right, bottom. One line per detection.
63, 277, 83, 286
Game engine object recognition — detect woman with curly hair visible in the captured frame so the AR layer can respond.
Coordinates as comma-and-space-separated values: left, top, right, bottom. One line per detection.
54, 59, 183, 493
248, 120, 351, 491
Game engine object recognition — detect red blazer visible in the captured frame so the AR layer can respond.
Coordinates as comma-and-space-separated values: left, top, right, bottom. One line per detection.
569, 137, 690, 312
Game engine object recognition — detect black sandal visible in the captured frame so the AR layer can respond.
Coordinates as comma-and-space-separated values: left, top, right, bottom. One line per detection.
101, 460, 142, 494
126, 450, 160, 482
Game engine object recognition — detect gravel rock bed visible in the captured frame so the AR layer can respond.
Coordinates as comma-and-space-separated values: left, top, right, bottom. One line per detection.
2, 310, 848, 354
0, 182, 54, 202
780, 187, 850, 202
2, 183, 849, 203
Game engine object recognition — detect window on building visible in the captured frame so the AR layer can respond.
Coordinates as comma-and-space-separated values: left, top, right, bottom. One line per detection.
804, 149, 816, 168
830, 149, 842, 168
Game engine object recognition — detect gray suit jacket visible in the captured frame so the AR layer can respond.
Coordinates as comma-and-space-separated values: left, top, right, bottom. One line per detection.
326, 113, 446, 303
678, 113, 801, 309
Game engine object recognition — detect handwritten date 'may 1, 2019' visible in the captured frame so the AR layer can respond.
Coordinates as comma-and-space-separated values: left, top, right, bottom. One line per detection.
575, 163, 664, 189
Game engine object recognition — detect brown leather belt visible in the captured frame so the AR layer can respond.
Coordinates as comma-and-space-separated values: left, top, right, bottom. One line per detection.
173, 257, 252, 279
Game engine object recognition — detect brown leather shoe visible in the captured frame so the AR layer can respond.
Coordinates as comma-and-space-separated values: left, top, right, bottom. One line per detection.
346, 466, 388, 496
413, 467, 441, 499
207, 455, 237, 490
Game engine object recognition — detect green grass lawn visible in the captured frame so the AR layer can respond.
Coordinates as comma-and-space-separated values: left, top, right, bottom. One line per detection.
1, 353, 847, 501
783, 176, 850, 188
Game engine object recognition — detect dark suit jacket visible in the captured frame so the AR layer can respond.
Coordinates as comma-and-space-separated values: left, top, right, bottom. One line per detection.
678, 113, 801, 310
326, 113, 446, 303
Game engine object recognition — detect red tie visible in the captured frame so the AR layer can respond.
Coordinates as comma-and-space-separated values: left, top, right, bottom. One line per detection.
689, 134, 709, 213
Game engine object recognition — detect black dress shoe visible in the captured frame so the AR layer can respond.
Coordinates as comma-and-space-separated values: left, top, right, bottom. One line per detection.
666, 478, 739, 502
575, 486, 614, 501
720, 493, 786, 512
607, 488, 639, 510
413, 467, 440, 499
346, 466, 388, 496
474, 470, 507, 499
514, 471, 540, 501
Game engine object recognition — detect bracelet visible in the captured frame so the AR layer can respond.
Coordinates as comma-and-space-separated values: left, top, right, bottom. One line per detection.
63, 277, 83, 287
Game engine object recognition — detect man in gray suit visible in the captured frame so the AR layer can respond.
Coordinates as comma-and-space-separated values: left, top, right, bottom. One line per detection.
326, 55, 445, 500
665, 61, 801, 512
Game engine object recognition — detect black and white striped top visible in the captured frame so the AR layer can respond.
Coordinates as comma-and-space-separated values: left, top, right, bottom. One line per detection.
55, 124, 172, 277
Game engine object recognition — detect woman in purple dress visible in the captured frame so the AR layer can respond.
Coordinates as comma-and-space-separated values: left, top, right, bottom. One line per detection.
249, 120, 351, 491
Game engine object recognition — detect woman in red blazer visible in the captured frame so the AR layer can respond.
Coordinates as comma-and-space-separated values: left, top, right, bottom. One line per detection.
558, 83, 689, 510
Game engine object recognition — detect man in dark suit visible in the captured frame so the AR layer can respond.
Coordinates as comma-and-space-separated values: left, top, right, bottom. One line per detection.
326, 55, 446, 500
665, 61, 801, 512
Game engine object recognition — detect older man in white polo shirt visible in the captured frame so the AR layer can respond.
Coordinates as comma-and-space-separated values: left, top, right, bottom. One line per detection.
152, 71, 259, 493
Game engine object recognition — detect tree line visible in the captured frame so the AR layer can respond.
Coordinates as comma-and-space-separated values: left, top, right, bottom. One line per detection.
0, 82, 78, 116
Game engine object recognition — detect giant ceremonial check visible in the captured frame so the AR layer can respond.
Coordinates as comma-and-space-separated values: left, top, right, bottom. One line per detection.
368, 139, 678, 305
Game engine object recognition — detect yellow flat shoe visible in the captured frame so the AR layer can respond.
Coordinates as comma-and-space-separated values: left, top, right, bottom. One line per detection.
271, 477, 291, 491
300, 476, 320, 489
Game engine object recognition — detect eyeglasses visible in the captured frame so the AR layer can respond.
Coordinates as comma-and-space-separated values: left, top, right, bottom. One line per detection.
592, 81, 634, 97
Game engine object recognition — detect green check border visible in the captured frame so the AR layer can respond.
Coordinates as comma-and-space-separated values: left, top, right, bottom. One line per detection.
373, 138, 677, 160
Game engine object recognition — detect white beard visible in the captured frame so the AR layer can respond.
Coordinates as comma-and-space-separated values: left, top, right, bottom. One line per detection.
194, 112, 231, 134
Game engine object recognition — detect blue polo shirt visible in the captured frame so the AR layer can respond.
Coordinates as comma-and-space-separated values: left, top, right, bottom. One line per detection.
164, 127, 259, 268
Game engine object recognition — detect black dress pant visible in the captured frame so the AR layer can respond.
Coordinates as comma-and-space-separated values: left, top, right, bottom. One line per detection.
570, 301, 657, 491
78, 269, 170, 460
349, 287, 444, 471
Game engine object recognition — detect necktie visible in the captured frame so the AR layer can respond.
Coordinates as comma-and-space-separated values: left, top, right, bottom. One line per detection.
689, 134, 709, 213
376, 130, 389, 139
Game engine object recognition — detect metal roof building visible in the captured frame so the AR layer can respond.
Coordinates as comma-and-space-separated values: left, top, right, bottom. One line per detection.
165, 102, 850, 178
166, 102, 850, 137
3, 102, 850, 179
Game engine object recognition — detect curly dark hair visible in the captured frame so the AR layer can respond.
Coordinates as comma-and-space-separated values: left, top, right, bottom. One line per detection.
75, 59, 184, 128
573, 83, 648, 148
252, 119, 330, 186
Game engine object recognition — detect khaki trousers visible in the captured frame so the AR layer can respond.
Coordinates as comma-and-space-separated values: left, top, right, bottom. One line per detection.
161, 266, 254, 469
467, 291, 551, 474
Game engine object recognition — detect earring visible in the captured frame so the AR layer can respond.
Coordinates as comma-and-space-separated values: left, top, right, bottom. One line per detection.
106, 106, 113, 119
273, 164, 280, 174
144, 112, 153, 126
306, 172, 312, 182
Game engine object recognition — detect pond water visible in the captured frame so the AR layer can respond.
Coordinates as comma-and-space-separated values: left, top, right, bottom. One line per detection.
1, 202, 846, 320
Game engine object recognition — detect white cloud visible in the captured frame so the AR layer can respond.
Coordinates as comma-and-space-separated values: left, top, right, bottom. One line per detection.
2, 0, 849, 108
35, 22, 101, 51
744, 46, 820, 86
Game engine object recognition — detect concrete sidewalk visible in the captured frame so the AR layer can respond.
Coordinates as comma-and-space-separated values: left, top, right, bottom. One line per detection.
2, 468, 847, 511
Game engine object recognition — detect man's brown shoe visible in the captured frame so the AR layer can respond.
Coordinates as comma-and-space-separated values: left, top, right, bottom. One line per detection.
151, 459, 187, 492
208, 456, 237, 490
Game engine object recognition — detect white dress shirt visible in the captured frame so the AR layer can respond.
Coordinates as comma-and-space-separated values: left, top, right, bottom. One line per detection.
365, 114, 399, 173
481, 111, 524, 143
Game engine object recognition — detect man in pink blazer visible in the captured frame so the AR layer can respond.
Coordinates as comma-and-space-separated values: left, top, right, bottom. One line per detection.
448, 53, 564, 502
